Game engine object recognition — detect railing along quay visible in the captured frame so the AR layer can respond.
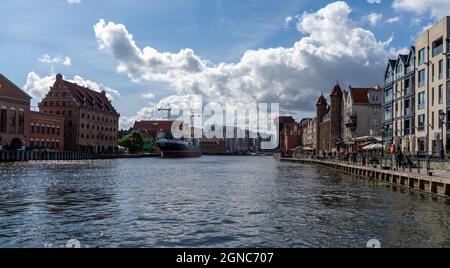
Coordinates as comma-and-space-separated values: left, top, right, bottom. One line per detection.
280, 157, 450, 198
0, 151, 161, 162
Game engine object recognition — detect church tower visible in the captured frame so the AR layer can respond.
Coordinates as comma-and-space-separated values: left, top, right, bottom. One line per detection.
316, 94, 327, 153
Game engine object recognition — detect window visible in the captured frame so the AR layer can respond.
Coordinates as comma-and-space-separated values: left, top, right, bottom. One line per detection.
0, 108, 7, 132
418, 114, 425, 131
418, 92, 426, 110
447, 58, 450, 79
418, 69, 425, 87
384, 107, 392, 120
56, 128, 60, 135
439, 60, 443, 80
438, 85, 443, 104
432, 38, 443, 57
418, 48, 425, 65
439, 110, 444, 129
9, 110, 16, 133
384, 88, 392, 102
396, 63, 403, 78
18, 111, 24, 134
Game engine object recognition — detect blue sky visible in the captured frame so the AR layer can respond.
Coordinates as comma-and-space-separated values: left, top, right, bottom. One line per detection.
0, 0, 445, 128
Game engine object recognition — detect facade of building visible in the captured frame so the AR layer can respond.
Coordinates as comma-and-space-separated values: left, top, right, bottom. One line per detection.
0, 74, 32, 151
29, 111, 65, 151
316, 84, 344, 155
281, 122, 302, 152
38, 74, 119, 153
392, 48, 416, 153
301, 118, 317, 152
383, 59, 397, 144
343, 86, 383, 151
275, 116, 296, 151
134, 120, 174, 141
200, 138, 227, 154
415, 17, 450, 155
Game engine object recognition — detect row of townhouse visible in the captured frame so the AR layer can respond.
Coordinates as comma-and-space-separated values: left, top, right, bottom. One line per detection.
383, 17, 450, 157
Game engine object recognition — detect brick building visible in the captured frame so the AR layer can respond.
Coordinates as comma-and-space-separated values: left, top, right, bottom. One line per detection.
281, 122, 302, 152
200, 138, 227, 154
133, 120, 174, 141
0, 74, 31, 150
275, 116, 296, 151
29, 111, 65, 151
38, 74, 119, 153
316, 84, 344, 155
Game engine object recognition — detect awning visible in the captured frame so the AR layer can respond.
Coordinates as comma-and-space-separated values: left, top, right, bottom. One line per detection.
362, 143, 383, 151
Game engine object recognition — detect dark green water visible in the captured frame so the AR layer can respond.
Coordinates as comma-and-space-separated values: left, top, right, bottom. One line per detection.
0, 156, 449, 248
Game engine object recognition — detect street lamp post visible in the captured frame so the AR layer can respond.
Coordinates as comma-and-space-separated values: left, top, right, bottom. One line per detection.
439, 111, 446, 159
381, 125, 389, 166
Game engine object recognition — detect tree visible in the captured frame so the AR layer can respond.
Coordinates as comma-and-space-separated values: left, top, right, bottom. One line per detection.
118, 131, 144, 152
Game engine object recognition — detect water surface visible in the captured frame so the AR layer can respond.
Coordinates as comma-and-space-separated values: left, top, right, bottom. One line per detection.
0, 156, 449, 248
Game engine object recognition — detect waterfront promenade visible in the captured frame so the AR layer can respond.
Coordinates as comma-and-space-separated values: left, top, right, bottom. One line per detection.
280, 157, 450, 198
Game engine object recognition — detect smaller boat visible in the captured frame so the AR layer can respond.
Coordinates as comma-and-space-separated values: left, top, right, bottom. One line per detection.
156, 132, 202, 158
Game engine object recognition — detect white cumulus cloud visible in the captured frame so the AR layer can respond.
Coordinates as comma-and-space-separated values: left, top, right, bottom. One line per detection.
38, 54, 72, 66
386, 16, 401, 24
367, 0, 382, 4
142, 92, 155, 100
67, 0, 81, 4
23, 72, 120, 101
365, 12, 383, 26
94, 1, 400, 129
393, 0, 450, 19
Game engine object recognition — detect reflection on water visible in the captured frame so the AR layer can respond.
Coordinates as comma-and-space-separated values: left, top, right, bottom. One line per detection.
0, 156, 449, 248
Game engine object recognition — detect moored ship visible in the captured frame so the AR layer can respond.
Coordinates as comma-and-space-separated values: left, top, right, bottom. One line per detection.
156, 133, 202, 158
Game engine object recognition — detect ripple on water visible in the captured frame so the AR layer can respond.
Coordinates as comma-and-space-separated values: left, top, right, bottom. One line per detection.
0, 157, 449, 248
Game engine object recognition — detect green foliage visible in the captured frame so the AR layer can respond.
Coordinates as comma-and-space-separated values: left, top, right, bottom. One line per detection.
142, 138, 155, 151
119, 131, 144, 152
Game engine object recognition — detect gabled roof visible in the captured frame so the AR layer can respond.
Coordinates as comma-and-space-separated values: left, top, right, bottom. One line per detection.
350, 87, 370, 104
406, 46, 416, 66
53, 74, 118, 115
384, 59, 397, 79
317, 95, 327, 106
0, 73, 32, 100
330, 84, 343, 96
399, 55, 408, 64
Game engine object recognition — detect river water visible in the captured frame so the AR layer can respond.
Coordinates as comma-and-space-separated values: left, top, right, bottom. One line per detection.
0, 156, 449, 248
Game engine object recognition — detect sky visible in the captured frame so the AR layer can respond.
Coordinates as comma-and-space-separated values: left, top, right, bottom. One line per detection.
0, 0, 448, 129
